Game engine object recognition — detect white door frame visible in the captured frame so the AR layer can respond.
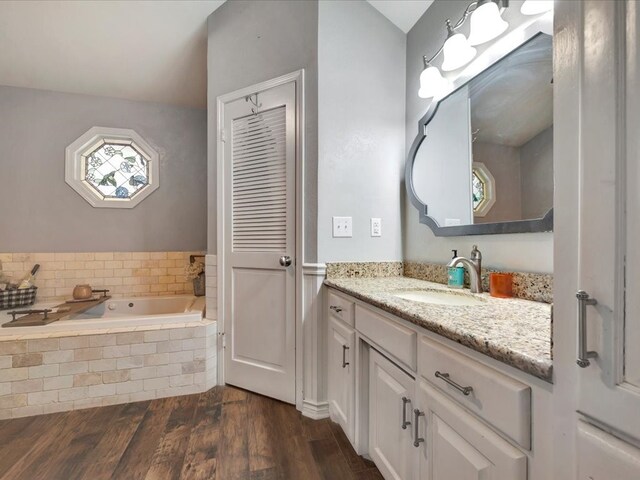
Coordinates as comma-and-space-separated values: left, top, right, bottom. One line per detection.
217, 70, 305, 410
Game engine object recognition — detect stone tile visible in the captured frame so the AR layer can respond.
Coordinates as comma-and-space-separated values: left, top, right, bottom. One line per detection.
116, 356, 143, 370
28, 390, 58, 405
89, 359, 117, 372
59, 361, 88, 375
28, 364, 59, 379
102, 394, 130, 407
156, 340, 183, 353
89, 334, 117, 347
0, 341, 27, 355
42, 350, 74, 364
143, 377, 169, 391
11, 405, 43, 418
129, 366, 157, 380
12, 353, 43, 368
73, 372, 102, 387
88, 384, 116, 398
43, 401, 74, 415
0, 355, 12, 369
60, 337, 90, 350
169, 329, 194, 340
43, 375, 74, 391
144, 330, 170, 343
59, 387, 89, 402
74, 348, 103, 361
0, 393, 27, 409
27, 338, 59, 353
170, 374, 193, 387
0, 382, 11, 396
103, 345, 131, 358
73, 397, 102, 410
116, 380, 143, 395
102, 370, 130, 384
12, 378, 43, 394
0, 367, 29, 382
156, 364, 182, 377
116, 332, 145, 345
129, 343, 156, 356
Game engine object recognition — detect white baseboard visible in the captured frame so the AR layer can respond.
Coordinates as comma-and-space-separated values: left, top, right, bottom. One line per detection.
301, 400, 330, 420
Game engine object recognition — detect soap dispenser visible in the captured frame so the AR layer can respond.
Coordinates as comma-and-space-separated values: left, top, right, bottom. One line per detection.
448, 250, 464, 289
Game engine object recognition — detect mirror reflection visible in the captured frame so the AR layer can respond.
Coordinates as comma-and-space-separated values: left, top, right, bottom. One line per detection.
412, 33, 553, 228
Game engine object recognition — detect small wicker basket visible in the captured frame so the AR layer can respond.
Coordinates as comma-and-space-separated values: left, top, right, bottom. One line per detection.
0, 286, 38, 310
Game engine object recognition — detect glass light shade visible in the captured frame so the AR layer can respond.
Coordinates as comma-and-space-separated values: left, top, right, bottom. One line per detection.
467, 1, 509, 46
441, 33, 476, 71
418, 65, 449, 99
520, 0, 553, 15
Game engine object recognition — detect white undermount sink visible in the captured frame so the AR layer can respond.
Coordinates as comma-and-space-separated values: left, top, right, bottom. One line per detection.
393, 290, 485, 306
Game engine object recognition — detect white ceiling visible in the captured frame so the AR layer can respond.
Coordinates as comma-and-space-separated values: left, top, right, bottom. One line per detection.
366, 0, 434, 33
0, 0, 225, 109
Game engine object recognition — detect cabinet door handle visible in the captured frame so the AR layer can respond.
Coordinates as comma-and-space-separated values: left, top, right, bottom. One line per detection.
401, 397, 411, 429
329, 305, 343, 313
435, 371, 473, 396
413, 409, 425, 447
341, 345, 350, 368
576, 290, 598, 368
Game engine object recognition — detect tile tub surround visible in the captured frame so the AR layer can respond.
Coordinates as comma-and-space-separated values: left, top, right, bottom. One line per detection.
0, 251, 205, 303
324, 276, 552, 382
0, 320, 217, 419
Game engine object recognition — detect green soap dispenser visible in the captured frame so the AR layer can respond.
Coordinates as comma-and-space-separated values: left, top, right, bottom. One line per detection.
448, 250, 464, 289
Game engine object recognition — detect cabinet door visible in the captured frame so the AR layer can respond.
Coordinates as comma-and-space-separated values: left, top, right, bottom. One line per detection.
327, 316, 355, 441
416, 380, 526, 480
369, 349, 417, 480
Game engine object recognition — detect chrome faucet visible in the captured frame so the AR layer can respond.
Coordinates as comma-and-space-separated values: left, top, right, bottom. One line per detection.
448, 245, 483, 293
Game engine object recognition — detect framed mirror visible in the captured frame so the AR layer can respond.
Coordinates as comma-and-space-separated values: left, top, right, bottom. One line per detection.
406, 25, 553, 236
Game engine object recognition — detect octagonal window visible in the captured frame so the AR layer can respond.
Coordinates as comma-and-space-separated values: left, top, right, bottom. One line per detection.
472, 162, 496, 217
66, 127, 159, 208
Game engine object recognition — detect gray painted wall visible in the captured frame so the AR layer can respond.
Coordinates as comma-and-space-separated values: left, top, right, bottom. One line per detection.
520, 126, 553, 218
0, 85, 207, 252
207, 0, 318, 262
404, 0, 553, 272
317, 0, 406, 262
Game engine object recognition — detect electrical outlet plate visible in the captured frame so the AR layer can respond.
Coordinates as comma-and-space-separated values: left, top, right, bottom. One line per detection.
371, 218, 382, 237
332, 216, 353, 238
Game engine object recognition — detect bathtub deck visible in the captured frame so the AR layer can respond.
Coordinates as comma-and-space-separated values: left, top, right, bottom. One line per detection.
0, 386, 382, 480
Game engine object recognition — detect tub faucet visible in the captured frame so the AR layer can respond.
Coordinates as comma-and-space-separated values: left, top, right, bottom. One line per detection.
448, 245, 483, 293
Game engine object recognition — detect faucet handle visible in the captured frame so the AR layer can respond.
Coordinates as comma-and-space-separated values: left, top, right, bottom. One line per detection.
471, 245, 482, 260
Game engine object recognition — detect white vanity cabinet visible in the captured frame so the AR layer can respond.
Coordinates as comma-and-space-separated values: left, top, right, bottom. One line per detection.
327, 291, 356, 442
368, 349, 418, 480
415, 380, 527, 480
325, 286, 552, 480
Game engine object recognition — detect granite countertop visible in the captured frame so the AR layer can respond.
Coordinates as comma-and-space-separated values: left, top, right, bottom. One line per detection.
324, 276, 552, 382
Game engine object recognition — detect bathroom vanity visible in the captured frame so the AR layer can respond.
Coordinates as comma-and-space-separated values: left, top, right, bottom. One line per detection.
325, 278, 553, 480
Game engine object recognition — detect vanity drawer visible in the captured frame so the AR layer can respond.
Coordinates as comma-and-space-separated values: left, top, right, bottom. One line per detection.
356, 305, 416, 370
418, 335, 531, 449
328, 290, 355, 327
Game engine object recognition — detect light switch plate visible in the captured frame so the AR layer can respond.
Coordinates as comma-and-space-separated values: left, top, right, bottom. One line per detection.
332, 216, 352, 237
371, 218, 382, 237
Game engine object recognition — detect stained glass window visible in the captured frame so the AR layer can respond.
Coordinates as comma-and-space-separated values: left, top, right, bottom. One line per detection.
65, 127, 159, 209
472, 170, 485, 211
83, 142, 149, 200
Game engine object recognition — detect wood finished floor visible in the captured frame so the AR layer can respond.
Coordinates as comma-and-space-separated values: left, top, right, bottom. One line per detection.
0, 386, 382, 480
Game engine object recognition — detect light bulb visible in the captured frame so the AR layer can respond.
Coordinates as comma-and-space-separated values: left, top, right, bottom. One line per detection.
521, 0, 553, 15
441, 33, 476, 71
467, 1, 509, 46
418, 65, 450, 99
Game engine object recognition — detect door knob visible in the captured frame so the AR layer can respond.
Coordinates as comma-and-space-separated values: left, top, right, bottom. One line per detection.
279, 256, 292, 267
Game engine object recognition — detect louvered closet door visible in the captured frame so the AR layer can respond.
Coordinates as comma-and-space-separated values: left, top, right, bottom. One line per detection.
222, 82, 296, 404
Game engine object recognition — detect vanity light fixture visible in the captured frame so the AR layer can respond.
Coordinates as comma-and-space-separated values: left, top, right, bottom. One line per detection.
418, 62, 451, 99
418, 0, 510, 98
521, 0, 553, 16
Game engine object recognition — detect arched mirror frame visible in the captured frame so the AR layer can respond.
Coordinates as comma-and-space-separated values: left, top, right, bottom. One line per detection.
405, 17, 554, 237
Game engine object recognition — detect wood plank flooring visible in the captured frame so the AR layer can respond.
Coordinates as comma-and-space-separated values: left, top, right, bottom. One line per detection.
0, 386, 383, 480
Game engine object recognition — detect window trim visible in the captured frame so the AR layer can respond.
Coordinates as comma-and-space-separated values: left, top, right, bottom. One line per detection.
65, 126, 159, 209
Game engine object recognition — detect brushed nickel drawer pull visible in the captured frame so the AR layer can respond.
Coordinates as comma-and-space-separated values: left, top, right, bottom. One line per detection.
329, 305, 343, 313
341, 345, 350, 368
413, 409, 425, 447
576, 290, 598, 368
435, 371, 473, 396
401, 397, 411, 429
